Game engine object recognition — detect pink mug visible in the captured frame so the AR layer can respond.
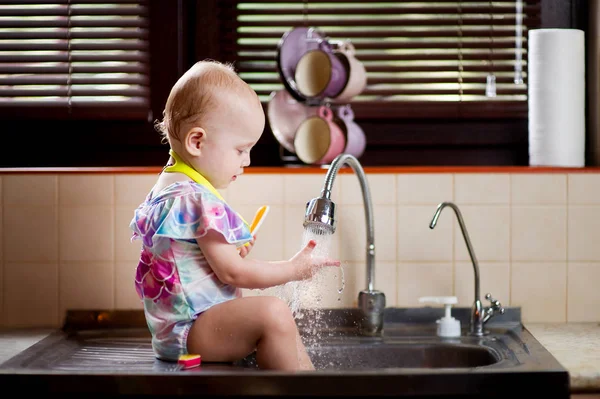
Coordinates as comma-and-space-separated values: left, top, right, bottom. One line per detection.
267, 90, 317, 153
294, 106, 346, 165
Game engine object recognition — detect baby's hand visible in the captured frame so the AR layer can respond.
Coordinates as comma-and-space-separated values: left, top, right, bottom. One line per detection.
290, 239, 341, 280
238, 235, 255, 258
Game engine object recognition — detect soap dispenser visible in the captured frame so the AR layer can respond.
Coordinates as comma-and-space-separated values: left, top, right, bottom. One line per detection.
418, 296, 461, 338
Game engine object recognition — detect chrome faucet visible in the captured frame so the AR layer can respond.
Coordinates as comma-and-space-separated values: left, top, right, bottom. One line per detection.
303, 153, 386, 336
429, 201, 505, 336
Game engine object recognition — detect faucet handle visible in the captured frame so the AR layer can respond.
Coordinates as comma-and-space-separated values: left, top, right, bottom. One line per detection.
485, 293, 505, 314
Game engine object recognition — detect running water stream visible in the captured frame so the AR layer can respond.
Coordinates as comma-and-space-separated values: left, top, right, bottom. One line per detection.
272, 224, 345, 353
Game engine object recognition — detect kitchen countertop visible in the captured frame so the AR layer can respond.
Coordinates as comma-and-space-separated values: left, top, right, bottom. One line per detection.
1, 322, 599, 393
525, 322, 600, 393
0, 328, 54, 364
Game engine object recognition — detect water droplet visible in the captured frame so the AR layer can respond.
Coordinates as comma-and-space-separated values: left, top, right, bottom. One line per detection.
337, 264, 345, 294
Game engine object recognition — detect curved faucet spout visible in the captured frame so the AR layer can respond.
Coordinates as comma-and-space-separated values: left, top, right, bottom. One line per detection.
304, 153, 385, 336
429, 202, 481, 302
321, 154, 375, 291
429, 201, 504, 336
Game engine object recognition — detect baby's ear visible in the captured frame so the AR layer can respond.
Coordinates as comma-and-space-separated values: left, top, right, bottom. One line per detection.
185, 127, 205, 156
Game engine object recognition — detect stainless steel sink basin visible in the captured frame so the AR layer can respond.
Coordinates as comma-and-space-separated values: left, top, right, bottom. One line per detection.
308, 341, 500, 369
236, 334, 504, 370
0, 308, 570, 398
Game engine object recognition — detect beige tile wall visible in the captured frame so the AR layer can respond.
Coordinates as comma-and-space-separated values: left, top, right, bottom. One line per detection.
1, 171, 599, 328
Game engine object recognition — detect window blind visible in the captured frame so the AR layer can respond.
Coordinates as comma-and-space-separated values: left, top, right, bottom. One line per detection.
0, 0, 150, 119
220, 0, 541, 118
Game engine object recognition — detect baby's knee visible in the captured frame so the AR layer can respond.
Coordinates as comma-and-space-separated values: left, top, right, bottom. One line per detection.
261, 297, 297, 334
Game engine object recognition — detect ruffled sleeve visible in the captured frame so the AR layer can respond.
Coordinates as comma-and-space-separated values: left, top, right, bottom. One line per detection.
130, 182, 252, 248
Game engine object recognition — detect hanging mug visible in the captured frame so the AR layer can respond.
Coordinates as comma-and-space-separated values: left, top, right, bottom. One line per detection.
294, 40, 348, 101
335, 105, 366, 158
294, 106, 346, 165
332, 41, 367, 103
267, 90, 318, 153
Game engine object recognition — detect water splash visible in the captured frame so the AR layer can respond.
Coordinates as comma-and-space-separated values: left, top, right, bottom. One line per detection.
268, 225, 348, 368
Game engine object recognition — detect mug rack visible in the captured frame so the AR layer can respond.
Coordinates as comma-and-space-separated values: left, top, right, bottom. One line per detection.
271, 26, 366, 165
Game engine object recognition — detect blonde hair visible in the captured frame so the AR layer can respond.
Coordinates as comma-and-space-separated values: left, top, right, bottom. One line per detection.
154, 60, 255, 143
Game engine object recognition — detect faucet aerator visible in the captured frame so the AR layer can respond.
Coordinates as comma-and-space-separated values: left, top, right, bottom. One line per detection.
303, 197, 336, 234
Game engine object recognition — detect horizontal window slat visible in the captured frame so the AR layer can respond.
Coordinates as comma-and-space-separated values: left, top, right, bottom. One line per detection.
256, 93, 527, 104
2, 74, 148, 85
236, 62, 522, 74
0, 52, 149, 63
252, 86, 526, 96
0, 63, 148, 74
0, 18, 148, 28
0, 98, 148, 105
228, 0, 535, 3
231, 5, 540, 15
0, 86, 148, 97
0, 0, 145, 4
241, 75, 526, 85
360, 87, 526, 96
0, 40, 148, 51
0, 4, 147, 17
236, 53, 526, 62
237, 41, 526, 50
1, 28, 149, 40
232, 29, 526, 39
226, 17, 539, 27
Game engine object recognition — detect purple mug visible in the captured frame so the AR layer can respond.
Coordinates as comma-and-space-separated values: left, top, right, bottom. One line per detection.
294, 40, 348, 101
335, 105, 366, 158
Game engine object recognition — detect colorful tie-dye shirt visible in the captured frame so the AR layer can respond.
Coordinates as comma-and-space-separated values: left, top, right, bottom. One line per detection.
130, 180, 252, 360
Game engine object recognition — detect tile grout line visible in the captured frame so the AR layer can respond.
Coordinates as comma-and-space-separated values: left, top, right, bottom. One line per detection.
565, 173, 569, 322
112, 175, 117, 311
0, 176, 3, 326
508, 173, 512, 310
452, 173, 456, 298
56, 175, 61, 328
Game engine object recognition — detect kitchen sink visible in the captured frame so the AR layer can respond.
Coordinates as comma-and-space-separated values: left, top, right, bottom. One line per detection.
0, 308, 570, 398
237, 339, 502, 370
311, 341, 500, 369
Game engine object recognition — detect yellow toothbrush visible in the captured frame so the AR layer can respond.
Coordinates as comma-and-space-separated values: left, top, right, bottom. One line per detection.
238, 205, 270, 251
249, 205, 270, 235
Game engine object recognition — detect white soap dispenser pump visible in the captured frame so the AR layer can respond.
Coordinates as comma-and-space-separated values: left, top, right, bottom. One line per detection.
418, 296, 461, 338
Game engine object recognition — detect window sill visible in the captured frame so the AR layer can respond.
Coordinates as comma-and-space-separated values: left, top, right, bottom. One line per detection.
1, 165, 599, 175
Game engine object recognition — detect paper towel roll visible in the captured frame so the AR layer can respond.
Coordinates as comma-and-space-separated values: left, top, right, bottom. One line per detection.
528, 28, 585, 167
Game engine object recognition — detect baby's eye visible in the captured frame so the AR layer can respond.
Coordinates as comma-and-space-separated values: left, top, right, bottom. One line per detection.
237, 149, 245, 155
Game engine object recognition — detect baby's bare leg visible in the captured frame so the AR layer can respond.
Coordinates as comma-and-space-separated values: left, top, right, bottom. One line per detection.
187, 296, 314, 371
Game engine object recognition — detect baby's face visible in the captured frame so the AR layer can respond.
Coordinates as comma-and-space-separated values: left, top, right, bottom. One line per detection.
195, 93, 265, 189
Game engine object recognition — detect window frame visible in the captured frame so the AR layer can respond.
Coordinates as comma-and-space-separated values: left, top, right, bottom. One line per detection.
0, 0, 181, 167
0, 0, 588, 167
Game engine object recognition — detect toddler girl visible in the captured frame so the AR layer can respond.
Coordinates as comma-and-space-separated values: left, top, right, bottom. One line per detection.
130, 60, 340, 371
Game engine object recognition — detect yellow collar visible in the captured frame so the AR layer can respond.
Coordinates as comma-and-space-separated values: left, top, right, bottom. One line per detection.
164, 149, 225, 202
163, 150, 252, 246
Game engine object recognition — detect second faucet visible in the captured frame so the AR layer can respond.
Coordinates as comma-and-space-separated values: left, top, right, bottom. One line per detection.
429, 201, 505, 336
